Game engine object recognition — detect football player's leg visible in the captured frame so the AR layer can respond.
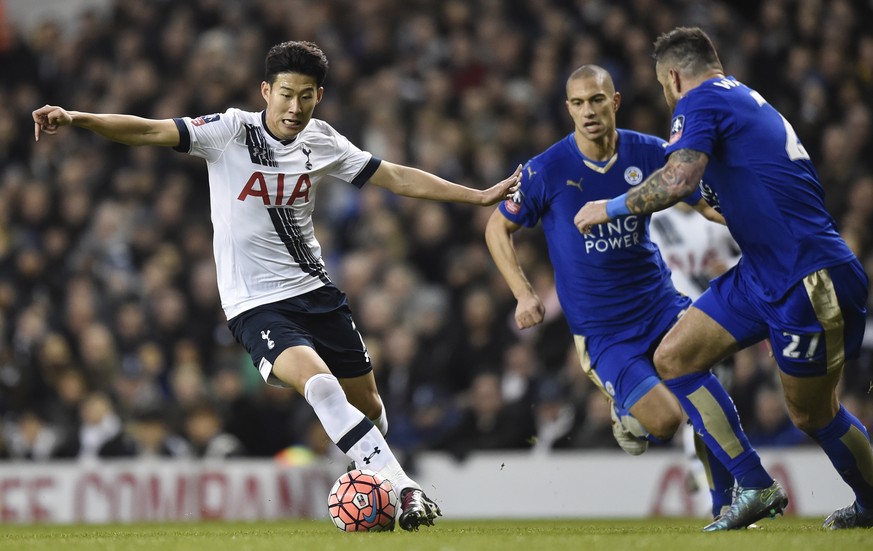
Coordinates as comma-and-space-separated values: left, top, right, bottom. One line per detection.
656, 297, 773, 491
782, 369, 873, 529
340, 373, 389, 436
656, 305, 787, 531
271, 348, 412, 489
628, 378, 736, 517
318, 304, 389, 437
310, 309, 441, 531
775, 264, 873, 529
691, 430, 735, 518
574, 335, 654, 455
626, 383, 683, 442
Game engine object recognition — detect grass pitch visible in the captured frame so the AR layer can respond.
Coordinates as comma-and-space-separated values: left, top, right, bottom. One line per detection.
2, 518, 869, 551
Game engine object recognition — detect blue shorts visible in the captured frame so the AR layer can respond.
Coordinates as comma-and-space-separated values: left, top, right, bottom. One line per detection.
695, 260, 868, 377
578, 291, 691, 416
227, 285, 372, 385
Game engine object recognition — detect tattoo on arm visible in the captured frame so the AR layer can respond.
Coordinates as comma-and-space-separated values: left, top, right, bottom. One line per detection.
625, 149, 707, 214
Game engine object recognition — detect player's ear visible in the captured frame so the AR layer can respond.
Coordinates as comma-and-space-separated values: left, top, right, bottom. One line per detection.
613, 91, 621, 112
261, 81, 270, 103
670, 69, 682, 94
316, 87, 324, 104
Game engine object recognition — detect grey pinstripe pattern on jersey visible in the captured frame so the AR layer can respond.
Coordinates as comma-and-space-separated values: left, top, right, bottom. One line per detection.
267, 207, 331, 284
244, 123, 278, 167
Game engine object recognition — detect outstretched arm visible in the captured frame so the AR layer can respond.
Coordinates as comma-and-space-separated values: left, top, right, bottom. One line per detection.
32, 105, 180, 147
484, 209, 544, 330
368, 161, 521, 206
574, 149, 709, 233
691, 197, 726, 224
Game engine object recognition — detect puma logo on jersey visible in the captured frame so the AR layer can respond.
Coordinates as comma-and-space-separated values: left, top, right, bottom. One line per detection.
238, 171, 312, 205
301, 145, 313, 170
525, 165, 537, 179
566, 177, 584, 191
261, 330, 275, 350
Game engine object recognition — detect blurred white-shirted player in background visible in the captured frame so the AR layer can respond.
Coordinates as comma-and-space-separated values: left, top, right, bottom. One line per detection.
33, 40, 521, 531
650, 201, 740, 301
650, 202, 741, 516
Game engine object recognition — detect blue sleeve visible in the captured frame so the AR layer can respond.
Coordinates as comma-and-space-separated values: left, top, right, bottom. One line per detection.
681, 186, 703, 205
497, 161, 545, 227
665, 91, 720, 158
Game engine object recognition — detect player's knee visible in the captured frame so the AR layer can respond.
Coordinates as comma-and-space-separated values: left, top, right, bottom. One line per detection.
647, 407, 683, 441
653, 338, 691, 380
787, 406, 831, 434
350, 391, 383, 420
634, 393, 683, 440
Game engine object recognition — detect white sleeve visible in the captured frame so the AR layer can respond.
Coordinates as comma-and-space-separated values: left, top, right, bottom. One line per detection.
324, 128, 379, 188
172, 109, 240, 162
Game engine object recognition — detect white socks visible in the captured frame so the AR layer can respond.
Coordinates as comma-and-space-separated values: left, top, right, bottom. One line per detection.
303, 373, 416, 493
371, 400, 389, 436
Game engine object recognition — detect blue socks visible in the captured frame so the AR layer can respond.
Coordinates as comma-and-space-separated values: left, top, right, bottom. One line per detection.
693, 432, 736, 516
665, 371, 773, 489
811, 405, 873, 510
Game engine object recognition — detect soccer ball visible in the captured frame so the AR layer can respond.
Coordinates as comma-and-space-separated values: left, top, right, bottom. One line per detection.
327, 469, 397, 532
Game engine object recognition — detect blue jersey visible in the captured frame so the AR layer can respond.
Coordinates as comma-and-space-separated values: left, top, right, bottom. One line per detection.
665, 76, 856, 302
499, 130, 695, 335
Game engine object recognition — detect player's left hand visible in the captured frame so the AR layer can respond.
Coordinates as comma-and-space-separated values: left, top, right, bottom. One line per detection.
574, 200, 609, 234
480, 164, 522, 206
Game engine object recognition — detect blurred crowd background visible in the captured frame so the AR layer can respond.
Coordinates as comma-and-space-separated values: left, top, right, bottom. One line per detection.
0, 0, 872, 465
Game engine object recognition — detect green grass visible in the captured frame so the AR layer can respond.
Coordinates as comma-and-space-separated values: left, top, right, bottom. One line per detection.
1, 518, 869, 551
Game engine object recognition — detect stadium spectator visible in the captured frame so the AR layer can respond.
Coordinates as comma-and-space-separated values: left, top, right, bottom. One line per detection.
530, 377, 577, 453
183, 401, 245, 459
4, 410, 61, 461
125, 407, 192, 458
65, 391, 133, 459
746, 386, 812, 448
434, 371, 535, 458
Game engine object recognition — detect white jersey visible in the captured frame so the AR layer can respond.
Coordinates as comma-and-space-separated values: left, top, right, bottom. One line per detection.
173, 109, 379, 319
649, 206, 740, 300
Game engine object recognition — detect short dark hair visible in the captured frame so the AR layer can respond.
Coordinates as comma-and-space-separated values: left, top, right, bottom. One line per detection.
566, 64, 616, 94
653, 27, 723, 76
264, 41, 329, 86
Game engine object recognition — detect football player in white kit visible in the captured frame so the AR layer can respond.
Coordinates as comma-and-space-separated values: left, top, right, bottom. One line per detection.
650, 202, 740, 302
33, 40, 521, 531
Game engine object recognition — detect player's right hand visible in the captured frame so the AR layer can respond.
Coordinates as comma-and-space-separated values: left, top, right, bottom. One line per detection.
574, 199, 609, 234
32, 105, 72, 141
515, 294, 545, 329
480, 164, 522, 206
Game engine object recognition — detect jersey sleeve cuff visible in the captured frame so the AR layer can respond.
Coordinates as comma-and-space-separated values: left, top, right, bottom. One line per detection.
606, 194, 631, 218
351, 156, 381, 188
172, 118, 191, 153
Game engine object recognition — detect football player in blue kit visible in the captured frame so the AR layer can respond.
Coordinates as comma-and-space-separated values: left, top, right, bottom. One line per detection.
486, 64, 737, 518
574, 27, 872, 531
